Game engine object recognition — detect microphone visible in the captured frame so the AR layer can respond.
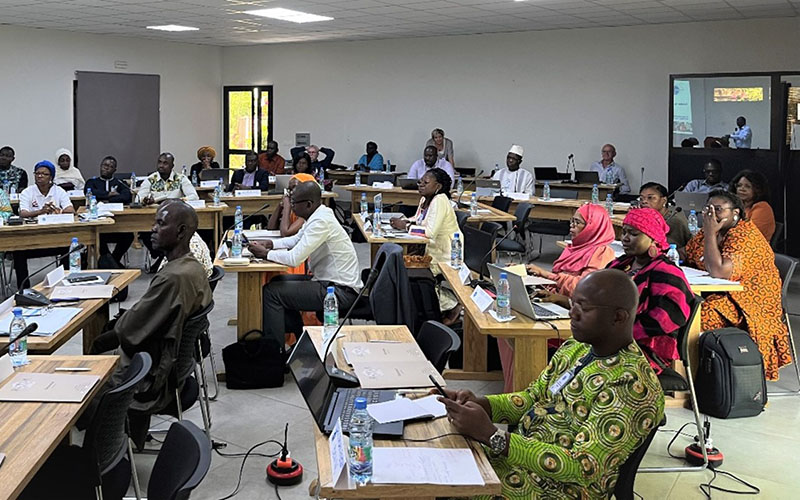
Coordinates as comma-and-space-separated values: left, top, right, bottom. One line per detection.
640, 166, 645, 190
15, 245, 87, 307
221, 201, 272, 243
320, 266, 382, 387
0, 322, 38, 356
564, 154, 577, 183
456, 169, 485, 208
471, 225, 518, 287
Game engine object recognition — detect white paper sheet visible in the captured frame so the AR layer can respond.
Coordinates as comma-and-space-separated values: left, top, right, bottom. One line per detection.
243, 229, 282, 239
51, 285, 114, 300
367, 395, 446, 424
681, 266, 709, 278
0, 307, 81, 336
470, 286, 494, 312
688, 276, 740, 286
0, 372, 99, 402
372, 447, 485, 486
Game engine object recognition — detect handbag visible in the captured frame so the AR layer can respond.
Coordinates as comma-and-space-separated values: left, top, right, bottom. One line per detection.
222, 330, 285, 389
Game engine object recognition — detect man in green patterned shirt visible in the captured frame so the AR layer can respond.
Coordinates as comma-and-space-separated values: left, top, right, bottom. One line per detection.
439, 269, 665, 499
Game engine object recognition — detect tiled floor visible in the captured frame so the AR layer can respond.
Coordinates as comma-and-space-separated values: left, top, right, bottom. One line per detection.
32, 235, 800, 499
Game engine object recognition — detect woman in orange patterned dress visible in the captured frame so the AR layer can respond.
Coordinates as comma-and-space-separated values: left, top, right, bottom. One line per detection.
684, 190, 790, 380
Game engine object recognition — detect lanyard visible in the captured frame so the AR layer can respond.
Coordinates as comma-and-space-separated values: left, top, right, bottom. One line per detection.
548, 352, 595, 395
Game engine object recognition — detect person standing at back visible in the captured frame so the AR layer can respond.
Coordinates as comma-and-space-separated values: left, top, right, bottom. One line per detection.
725, 116, 752, 149
425, 128, 455, 168
589, 143, 630, 193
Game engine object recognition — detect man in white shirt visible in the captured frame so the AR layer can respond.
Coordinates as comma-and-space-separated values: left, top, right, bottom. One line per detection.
588, 144, 630, 194
138, 152, 198, 204
491, 144, 534, 196
725, 116, 752, 149
408, 146, 455, 183
249, 181, 362, 346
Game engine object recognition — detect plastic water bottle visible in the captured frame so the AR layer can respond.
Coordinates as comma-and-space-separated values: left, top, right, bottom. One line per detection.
89, 195, 98, 220
213, 184, 221, 206
496, 272, 511, 320
385, 159, 391, 172
69, 237, 81, 272
605, 194, 614, 216
456, 176, 464, 196
231, 228, 243, 258
450, 233, 462, 268
591, 184, 599, 204
494, 163, 499, 175
8, 308, 28, 367
470, 192, 478, 216
360, 193, 368, 218
667, 244, 680, 266
182, 165, 187, 177
688, 209, 699, 235
605, 168, 615, 185
348, 396, 374, 485
354, 170, 361, 187
323, 286, 338, 341
9, 185, 16, 199
543, 181, 551, 201
318, 167, 325, 190
130, 171, 136, 188
2, 180, 9, 194
373, 208, 383, 237
191, 170, 198, 186
86, 187, 93, 204
234, 205, 243, 231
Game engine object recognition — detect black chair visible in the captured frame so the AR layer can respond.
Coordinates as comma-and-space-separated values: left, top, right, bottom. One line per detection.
771, 222, 784, 251
455, 210, 470, 231
366, 173, 395, 185
148, 421, 211, 500
208, 265, 225, 292
20, 353, 152, 500
198, 266, 225, 406
490, 195, 512, 214
495, 202, 533, 262
415, 321, 462, 373
613, 419, 663, 500
463, 223, 500, 277
770, 253, 800, 396
641, 294, 708, 473
527, 188, 579, 260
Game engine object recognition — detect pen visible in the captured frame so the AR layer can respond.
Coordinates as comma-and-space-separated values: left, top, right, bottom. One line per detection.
55, 367, 91, 372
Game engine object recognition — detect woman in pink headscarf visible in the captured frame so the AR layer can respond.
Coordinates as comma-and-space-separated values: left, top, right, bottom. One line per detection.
526, 204, 616, 296
606, 208, 693, 373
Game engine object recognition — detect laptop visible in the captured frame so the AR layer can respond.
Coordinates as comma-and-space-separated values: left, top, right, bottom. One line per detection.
475, 179, 501, 197
274, 174, 294, 192
575, 170, 600, 185
397, 177, 419, 190
673, 191, 707, 227
199, 168, 230, 188
287, 331, 404, 437
487, 264, 570, 320
534, 167, 562, 182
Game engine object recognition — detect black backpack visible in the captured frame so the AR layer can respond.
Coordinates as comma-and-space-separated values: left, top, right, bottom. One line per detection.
695, 328, 767, 419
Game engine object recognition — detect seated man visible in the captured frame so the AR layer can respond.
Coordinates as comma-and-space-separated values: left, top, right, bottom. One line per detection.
438, 269, 665, 499
249, 181, 362, 347
408, 145, 455, 183
228, 151, 269, 192
491, 144, 534, 196
91, 200, 212, 443
0, 145, 28, 192
84, 155, 134, 266
259, 140, 286, 174
589, 143, 630, 193
683, 159, 728, 193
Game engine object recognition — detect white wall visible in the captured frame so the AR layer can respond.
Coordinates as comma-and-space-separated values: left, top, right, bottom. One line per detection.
222, 17, 800, 187
0, 25, 222, 175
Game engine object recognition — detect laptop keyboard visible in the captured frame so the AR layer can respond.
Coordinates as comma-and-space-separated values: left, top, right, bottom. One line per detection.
532, 303, 560, 318
340, 389, 382, 431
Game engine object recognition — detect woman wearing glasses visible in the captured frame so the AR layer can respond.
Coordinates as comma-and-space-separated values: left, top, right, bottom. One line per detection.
638, 182, 691, 248
684, 190, 789, 381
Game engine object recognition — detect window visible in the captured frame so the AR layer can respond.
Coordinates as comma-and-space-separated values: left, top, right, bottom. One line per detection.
223, 86, 273, 169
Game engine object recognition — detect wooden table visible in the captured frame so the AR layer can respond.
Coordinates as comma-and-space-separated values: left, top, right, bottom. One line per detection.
0, 355, 118, 500
534, 181, 615, 200
461, 203, 515, 225
307, 325, 502, 500
0, 269, 140, 354
352, 214, 428, 264
327, 170, 402, 185
344, 186, 425, 213
440, 264, 571, 391
197, 192, 337, 217
0, 218, 113, 268
10, 195, 85, 212
480, 196, 630, 221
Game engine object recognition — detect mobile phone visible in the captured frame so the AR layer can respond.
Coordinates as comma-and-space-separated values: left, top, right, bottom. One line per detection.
428, 374, 452, 400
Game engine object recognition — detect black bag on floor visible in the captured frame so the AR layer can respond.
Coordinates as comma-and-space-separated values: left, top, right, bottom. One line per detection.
222, 330, 285, 389
696, 327, 767, 419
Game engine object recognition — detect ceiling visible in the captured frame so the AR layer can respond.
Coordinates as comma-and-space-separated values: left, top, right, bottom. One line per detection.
1, 0, 797, 46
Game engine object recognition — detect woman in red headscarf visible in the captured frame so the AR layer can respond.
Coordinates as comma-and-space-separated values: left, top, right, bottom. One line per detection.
527, 204, 616, 296
606, 208, 694, 373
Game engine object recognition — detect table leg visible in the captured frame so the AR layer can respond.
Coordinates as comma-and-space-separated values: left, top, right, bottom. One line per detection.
513, 337, 547, 392
82, 302, 109, 353
350, 192, 358, 214
463, 313, 487, 374
370, 243, 379, 265
237, 272, 264, 340
213, 212, 220, 253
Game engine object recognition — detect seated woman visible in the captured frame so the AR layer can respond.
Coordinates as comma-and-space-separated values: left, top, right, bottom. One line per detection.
526, 203, 616, 297
606, 208, 693, 372
390, 167, 461, 323
267, 173, 316, 238
292, 152, 317, 180
729, 169, 775, 242
356, 141, 384, 171
189, 146, 221, 181
639, 182, 691, 248
54, 148, 84, 191
684, 190, 789, 381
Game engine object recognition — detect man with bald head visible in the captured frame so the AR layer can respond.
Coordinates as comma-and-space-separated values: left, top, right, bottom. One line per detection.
249, 181, 361, 347
589, 143, 630, 194
438, 270, 665, 499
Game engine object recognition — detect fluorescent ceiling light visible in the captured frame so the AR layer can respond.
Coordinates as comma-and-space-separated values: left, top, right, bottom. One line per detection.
246, 8, 333, 23
146, 24, 199, 32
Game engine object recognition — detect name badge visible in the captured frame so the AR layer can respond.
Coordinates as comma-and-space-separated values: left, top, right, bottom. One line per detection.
548, 369, 575, 395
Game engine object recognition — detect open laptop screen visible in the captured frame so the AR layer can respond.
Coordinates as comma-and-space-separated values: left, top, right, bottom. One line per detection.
287, 331, 332, 429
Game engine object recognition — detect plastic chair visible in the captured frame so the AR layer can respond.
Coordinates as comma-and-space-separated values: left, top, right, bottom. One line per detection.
198, 266, 224, 405
613, 419, 663, 500
463, 223, 501, 277
770, 253, 800, 396
490, 195, 512, 214
148, 421, 211, 500
641, 295, 708, 473
495, 202, 533, 262
771, 222, 784, 251
527, 189, 579, 260
455, 210, 470, 231
415, 321, 462, 373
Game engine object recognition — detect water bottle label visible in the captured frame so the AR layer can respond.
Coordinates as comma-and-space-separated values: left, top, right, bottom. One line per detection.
324, 311, 338, 326
497, 297, 509, 308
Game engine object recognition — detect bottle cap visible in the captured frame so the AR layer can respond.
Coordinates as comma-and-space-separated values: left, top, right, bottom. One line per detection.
354, 396, 367, 410
670, 243, 677, 249
236, 205, 241, 210
593, 184, 598, 187
690, 209, 696, 214
453, 233, 459, 239
12, 308, 21, 315
72, 237, 78, 243
327, 286, 335, 294
234, 228, 240, 234
500, 272, 508, 279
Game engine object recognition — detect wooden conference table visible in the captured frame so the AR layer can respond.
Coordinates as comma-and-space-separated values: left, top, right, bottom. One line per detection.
0, 269, 141, 354
0, 355, 118, 500
352, 214, 429, 264
326, 169, 403, 185
307, 325, 501, 500
197, 191, 337, 217
479, 195, 630, 222
0, 217, 113, 268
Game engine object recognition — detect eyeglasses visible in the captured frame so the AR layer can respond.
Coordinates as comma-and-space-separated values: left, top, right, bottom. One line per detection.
569, 299, 621, 313
289, 198, 311, 206
706, 205, 732, 212
568, 218, 586, 226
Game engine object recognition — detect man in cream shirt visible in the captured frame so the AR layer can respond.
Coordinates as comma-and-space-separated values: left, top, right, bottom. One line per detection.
492, 144, 534, 196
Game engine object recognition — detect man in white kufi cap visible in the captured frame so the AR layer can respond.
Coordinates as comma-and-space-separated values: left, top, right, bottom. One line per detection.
491, 144, 534, 196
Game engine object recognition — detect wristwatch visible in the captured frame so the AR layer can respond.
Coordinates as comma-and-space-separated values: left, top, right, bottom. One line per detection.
489, 428, 507, 455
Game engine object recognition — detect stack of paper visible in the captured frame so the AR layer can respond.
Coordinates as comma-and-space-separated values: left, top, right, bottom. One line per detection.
344, 341, 444, 389
372, 448, 485, 485
0, 307, 81, 336
366, 395, 446, 424
0, 372, 99, 402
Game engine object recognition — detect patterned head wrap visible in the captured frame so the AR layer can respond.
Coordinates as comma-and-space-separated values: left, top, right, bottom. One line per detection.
623, 208, 669, 250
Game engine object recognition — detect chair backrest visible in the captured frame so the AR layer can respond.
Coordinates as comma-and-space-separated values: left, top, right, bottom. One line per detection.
148, 421, 211, 500
366, 173, 395, 185
85, 352, 153, 480
208, 265, 225, 292
774, 253, 797, 311
490, 195, 512, 213
174, 300, 214, 385
415, 321, 462, 373
463, 224, 496, 276
455, 210, 470, 231
479, 221, 502, 239
513, 202, 533, 241
549, 188, 579, 199
677, 295, 704, 365
771, 222, 784, 250
613, 421, 661, 500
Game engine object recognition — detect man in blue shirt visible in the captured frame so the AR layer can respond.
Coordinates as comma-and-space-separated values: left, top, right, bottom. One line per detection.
683, 159, 728, 193
726, 116, 752, 149
356, 141, 384, 171
588, 143, 630, 194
